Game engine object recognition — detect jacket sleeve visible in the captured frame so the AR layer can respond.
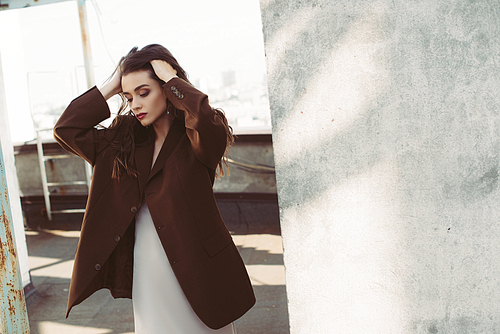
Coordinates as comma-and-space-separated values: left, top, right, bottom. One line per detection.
163, 77, 227, 170
53, 86, 116, 166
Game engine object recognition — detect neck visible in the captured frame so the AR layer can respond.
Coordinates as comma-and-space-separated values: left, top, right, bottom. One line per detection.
152, 112, 172, 143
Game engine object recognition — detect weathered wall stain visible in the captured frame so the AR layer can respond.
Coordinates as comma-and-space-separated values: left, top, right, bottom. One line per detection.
428, 323, 438, 333
416, 316, 478, 334
460, 165, 498, 202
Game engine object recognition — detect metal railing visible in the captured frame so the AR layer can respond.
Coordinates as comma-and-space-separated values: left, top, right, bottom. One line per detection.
36, 129, 91, 221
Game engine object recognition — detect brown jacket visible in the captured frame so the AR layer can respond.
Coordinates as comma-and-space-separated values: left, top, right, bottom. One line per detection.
54, 77, 255, 329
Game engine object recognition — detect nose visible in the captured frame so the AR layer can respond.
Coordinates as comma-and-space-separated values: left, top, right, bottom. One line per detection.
131, 99, 142, 112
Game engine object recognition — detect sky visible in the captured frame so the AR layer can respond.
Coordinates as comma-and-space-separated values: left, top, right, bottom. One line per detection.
0, 0, 268, 143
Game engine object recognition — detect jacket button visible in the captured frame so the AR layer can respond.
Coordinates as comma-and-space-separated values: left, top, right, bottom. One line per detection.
94, 263, 101, 271
113, 235, 121, 242
131, 206, 137, 213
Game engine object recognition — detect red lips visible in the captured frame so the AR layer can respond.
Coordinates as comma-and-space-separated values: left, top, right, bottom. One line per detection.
136, 113, 146, 120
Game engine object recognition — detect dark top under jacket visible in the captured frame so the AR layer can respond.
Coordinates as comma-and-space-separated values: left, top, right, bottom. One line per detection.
54, 77, 256, 329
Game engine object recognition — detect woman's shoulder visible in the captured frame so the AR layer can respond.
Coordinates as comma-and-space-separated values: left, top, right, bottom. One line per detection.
96, 114, 137, 144
108, 113, 137, 131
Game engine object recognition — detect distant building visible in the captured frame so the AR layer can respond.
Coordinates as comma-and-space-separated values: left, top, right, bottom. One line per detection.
222, 70, 236, 87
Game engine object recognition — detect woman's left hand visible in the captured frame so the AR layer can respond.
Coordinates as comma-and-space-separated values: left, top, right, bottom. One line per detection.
151, 60, 178, 83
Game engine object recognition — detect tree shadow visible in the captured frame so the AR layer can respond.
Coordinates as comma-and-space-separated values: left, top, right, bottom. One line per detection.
261, 0, 500, 331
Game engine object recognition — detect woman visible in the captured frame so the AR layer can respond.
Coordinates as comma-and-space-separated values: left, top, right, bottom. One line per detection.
54, 44, 255, 333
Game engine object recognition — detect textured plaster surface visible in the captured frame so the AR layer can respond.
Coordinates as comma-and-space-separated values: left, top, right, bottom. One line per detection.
260, 0, 500, 332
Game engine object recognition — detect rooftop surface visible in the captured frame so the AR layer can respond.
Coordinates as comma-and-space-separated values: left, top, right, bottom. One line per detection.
24, 222, 289, 334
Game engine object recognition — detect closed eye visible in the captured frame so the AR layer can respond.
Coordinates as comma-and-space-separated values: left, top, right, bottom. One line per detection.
124, 90, 148, 103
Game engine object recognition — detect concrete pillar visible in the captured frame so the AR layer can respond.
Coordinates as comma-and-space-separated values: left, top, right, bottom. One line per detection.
0, 138, 30, 333
0, 31, 31, 289
260, 0, 500, 332
0, 44, 30, 332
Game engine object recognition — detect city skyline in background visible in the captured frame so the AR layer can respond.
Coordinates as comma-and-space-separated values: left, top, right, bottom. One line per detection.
0, 0, 271, 143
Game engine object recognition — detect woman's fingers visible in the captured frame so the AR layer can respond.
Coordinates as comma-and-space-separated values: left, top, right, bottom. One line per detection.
111, 68, 123, 93
150, 60, 178, 82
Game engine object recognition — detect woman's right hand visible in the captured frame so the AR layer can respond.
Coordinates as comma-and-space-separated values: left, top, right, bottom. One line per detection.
99, 67, 122, 100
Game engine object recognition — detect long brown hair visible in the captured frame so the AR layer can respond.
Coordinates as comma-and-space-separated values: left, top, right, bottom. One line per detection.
108, 44, 234, 179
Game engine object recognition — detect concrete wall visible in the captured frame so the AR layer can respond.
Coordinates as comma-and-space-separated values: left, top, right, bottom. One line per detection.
260, 0, 500, 332
14, 138, 276, 197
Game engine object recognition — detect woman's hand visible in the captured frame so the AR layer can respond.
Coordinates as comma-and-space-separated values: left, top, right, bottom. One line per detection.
99, 67, 122, 100
150, 60, 178, 83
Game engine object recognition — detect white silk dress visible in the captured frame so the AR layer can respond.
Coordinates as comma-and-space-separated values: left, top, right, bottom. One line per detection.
132, 203, 236, 334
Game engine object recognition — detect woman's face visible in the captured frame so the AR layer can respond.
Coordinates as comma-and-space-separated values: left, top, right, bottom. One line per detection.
122, 70, 168, 127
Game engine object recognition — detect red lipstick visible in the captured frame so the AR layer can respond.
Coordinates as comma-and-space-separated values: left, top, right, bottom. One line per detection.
136, 113, 146, 120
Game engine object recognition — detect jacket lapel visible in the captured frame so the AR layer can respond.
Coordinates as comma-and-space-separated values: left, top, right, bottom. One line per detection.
134, 138, 154, 197
147, 121, 185, 184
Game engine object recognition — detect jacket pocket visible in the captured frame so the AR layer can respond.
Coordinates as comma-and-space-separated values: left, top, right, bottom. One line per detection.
201, 225, 232, 258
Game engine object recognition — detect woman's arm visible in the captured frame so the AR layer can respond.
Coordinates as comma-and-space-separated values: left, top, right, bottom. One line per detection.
151, 60, 227, 169
54, 67, 124, 164
98, 67, 122, 101
53, 88, 116, 165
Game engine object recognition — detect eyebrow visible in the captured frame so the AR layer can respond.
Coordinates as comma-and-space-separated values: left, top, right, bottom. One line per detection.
122, 84, 150, 95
